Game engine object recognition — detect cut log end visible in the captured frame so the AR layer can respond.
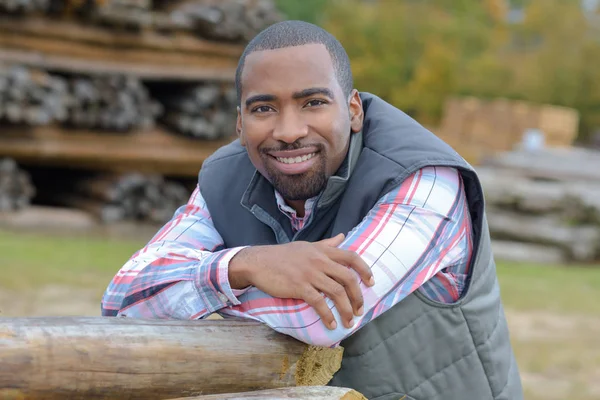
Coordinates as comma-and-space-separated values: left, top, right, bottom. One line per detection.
295, 345, 344, 387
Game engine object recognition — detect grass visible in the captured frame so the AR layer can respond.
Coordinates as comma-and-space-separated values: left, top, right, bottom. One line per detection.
0, 229, 146, 291
1, 228, 599, 399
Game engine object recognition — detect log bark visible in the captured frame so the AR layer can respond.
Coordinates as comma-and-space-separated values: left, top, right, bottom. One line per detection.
0, 317, 344, 400
168, 387, 367, 400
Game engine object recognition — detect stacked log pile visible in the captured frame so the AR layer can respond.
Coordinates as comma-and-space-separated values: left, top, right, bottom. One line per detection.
31, 169, 190, 223
479, 147, 600, 264
152, 82, 237, 140
0, 0, 280, 220
0, 157, 35, 211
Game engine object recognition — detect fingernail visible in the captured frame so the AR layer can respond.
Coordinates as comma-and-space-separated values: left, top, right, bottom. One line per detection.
357, 306, 364, 316
368, 277, 375, 286
347, 319, 355, 328
329, 320, 337, 329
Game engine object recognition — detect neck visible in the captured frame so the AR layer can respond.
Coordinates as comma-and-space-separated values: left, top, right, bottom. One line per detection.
286, 199, 306, 217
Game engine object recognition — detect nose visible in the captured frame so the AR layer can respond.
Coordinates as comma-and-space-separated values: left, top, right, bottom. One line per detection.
272, 108, 309, 144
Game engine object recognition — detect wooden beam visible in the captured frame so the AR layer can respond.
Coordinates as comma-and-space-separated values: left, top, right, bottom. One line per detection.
168, 387, 367, 400
0, 48, 236, 81
0, 16, 244, 58
0, 126, 233, 177
0, 317, 344, 400
0, 16, 242, 81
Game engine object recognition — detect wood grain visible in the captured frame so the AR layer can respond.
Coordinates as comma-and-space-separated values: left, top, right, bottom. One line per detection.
0, 317, 344, 400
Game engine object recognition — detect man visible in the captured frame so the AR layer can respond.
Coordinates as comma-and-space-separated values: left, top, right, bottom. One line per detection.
102, 20, 522, 400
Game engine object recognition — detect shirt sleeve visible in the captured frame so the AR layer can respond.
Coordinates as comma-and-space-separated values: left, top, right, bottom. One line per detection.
219, 166, 473, 347
100, 186, 247, 319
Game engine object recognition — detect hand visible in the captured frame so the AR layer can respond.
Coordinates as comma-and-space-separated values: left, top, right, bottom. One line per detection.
229, 233, 375, 330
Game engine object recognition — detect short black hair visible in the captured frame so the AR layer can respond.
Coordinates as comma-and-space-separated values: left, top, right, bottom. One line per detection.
235, 20, 354, 105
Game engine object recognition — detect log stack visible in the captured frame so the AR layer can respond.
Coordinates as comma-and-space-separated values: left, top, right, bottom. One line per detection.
153, 82, 237, 140
31, 170, 191, 223
479, 147, 600, 264
0, 0, 280, 219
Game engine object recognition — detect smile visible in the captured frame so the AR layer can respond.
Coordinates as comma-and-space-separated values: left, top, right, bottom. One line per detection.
275, 153, 317, 164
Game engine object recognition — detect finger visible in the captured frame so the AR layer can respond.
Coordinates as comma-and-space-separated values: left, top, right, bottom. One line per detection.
318, 233, 345, 247
315, 275, 355, 329
303, 287, 337, 330
325, 263, 364, 317
328, 247, 375, 287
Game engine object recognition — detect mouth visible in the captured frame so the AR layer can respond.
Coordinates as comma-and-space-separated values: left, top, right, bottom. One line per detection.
274, 152, 318, 164
266, 149, 320, 175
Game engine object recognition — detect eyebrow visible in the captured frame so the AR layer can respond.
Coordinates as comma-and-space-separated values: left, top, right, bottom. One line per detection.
244, 87, 335, 109
292, 87, 335, 100
245, 94, 277, 108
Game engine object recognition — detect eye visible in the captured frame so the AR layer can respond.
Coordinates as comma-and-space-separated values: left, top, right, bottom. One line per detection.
305, 99, 327, 108
252, 105, 274, 113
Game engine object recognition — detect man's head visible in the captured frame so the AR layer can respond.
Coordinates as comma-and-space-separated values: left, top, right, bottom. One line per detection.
235, 20, 364, 205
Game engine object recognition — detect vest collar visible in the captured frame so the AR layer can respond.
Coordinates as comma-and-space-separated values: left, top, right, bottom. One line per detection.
241, 130, 364, 213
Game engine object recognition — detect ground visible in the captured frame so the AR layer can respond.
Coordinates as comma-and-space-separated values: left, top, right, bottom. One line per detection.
1, 226, 599, 399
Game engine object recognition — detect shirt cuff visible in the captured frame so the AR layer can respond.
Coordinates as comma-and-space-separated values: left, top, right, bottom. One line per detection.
194, 246, 249, 311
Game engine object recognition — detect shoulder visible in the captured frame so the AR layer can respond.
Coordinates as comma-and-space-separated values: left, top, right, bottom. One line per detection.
380, 166, 464, 216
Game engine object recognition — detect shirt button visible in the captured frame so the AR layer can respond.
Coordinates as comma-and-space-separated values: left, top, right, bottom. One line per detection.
218, 293, 228, 303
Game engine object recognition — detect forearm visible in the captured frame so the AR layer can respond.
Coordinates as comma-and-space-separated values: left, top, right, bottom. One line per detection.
101, 243, 246, 319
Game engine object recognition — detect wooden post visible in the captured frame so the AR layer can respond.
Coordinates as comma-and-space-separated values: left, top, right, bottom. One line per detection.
0, 317, 344, 400
167, 387, 367, 400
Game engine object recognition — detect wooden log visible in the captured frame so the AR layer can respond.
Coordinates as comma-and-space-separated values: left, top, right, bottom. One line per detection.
483, 147, 600, 183
0, 317, 344, 400
155, 82, 237, 140
168, 387, 367, 400
487, 209, 600, 261
0, 64, 70, 126
169, 0, 282, 43
491, 240, 567, 265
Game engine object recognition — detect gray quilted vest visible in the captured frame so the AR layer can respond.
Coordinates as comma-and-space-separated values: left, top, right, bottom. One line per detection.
199, 93, 523, 400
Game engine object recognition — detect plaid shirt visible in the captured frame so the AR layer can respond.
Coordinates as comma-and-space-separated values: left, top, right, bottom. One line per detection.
102, 166, 473, 347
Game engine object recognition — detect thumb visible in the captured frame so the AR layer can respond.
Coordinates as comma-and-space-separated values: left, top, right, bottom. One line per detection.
319, 233, 345, 247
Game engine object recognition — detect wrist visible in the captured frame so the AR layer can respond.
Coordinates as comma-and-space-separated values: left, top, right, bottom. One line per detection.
228, 247, 256, 290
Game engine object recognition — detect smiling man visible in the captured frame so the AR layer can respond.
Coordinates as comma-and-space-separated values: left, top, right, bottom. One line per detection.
102, 21, 523, 400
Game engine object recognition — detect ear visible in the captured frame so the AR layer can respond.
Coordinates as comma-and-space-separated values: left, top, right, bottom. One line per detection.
236, 106, 246, 147
347, 89, 364, 133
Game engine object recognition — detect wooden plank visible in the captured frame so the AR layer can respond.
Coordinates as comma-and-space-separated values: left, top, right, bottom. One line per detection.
168, 387, 367, 400
0, 126, 234, 177
0, 16, 244, 57
0, 317, 344, 400
0, 48, 236, 82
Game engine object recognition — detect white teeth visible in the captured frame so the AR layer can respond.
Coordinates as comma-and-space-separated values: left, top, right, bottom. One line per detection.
276, 152, 316, 164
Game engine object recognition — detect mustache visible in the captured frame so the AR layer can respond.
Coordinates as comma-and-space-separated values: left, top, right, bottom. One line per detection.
260, 141, 324, 154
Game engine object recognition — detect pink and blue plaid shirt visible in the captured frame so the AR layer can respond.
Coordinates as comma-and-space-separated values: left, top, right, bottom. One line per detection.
102, 166, 473, 347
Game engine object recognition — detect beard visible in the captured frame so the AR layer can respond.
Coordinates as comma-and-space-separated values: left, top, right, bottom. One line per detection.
260, 143, 328, 201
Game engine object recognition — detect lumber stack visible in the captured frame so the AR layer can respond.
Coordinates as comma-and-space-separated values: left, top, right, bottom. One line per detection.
479, 147, 600, 264
0, 157, 35, 211
0, 0, 280, 218
0, 317, 351, 400
153, 82, 237, 140
31, 170, 190, 223
437, 96, 580, 165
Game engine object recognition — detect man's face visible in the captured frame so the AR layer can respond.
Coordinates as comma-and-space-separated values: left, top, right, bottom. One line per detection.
237, 43, 363, 201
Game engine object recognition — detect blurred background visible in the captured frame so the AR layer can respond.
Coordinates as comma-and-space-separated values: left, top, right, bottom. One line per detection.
0, 1, 599, 398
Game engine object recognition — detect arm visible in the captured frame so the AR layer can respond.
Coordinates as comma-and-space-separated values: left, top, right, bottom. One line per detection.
101, 187, 247, 319
219, 166, 472, 347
